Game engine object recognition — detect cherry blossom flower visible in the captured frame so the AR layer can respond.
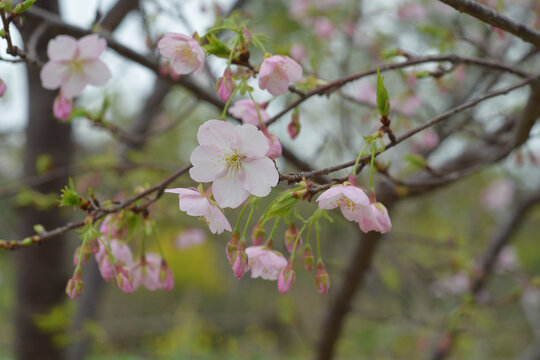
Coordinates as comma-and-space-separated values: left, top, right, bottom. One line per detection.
53, 92, 73, 121
231, 247, 248, 279
217, 67, 235, 101
245, 246, 288, 280
99, 214, 127, 239
290, 44, 307, 62
40, 34, 112, 98
175, 228, 206, 249
317, 184, 371, 222
277, 263, 295, 294
165, 187, 231, 234
159, 261, 174, 291
315, 260, 330, 294
304, 245, 314, 271
284, 223, 302, 253
314, 17, 335, 40
132, 253, 165, 291
229, 99, 269, 125
157, 33, 205, 76
251, 221, 266, 246
263, 130, 282, 159
95, 239, 134, 281
114, 268, 134, 294
189, 120, 279, 208
66, 268, 83, 299
259, 55, 303, 96
0, 78, 6, 97
357, 202, 392, 234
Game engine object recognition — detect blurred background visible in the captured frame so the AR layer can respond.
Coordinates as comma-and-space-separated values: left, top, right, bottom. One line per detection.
1, 0, 540, 359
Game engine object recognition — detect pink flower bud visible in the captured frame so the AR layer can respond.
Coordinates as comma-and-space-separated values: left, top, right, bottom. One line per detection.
66, 268, 84, 299
304, 244, 314, 271
288, 111, 301, 139
53, 92, 73, 122
284, 223, 302, 254
216, 67, 235, 102
159, 260, 174, 291
251, 221, 266, 246
73, 241, 94, 267
264, 131, 282, 159
315, 260, 330, 294
290, 44, 306, 62
226, 230, 240, 263
277, 263, 295, 294
114, 268, 134, 294
232, 248, 248, 279
314, 17, 335, 40
242, 27, 252, 45
0, 79, 6, 97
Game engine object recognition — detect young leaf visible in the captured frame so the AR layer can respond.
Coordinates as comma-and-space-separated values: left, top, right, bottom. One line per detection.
376, 68, 390, 117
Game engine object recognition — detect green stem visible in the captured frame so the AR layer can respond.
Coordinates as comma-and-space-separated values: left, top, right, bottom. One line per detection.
227, 36, 240, 67
251, 35, 266, 53
352, 142, 369, 175
316, 227, 322, 261
205, 26, 240, 35
241, 204, 256, 242
234, 199, 252, 233
76, 236, 89, 270
268, 217, 280, 240
248, 90, 264, 127
369, 144, 377, 190
305, 222, 313, 246
220, 86, 239, 119
291, 223, 308, 261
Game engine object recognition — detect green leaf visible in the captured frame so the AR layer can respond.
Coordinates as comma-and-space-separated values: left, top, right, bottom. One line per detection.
59, 178, 82, 207
404, 154, 428, 169
13, 0, 36, 14
202, 34, 231, 58
376, 68, 390, 117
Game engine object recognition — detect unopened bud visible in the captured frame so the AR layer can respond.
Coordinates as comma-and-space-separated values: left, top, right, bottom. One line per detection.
277, 262, 295, 294
216, 67, 235, 102
232, 248, 248, 280
53, 92, 73, 122
315, 260, 330, 294
114, 268, 134, 294
226, 230, 240, 263
251, 221, 266, 246
284, 223, 302, 253
159, 260, 174, 291
66, 267, 84, 299
288, 109, 301, 139
304, 244, 314, 271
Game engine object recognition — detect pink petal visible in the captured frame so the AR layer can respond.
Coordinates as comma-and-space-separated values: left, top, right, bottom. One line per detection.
47, 35, 78, 61
240, 157, 279, 197
281, 56, 303, 82
83, 59, 112, 86
341, 186, 369, 206
260, 65, 289, 96
212, 176, 249, 209
40, 61, 68, 90
189, 145, 227, 182
235, 124, 269, 158
316, 186, 344, 209
206, 205, 232, 234
197, 120, 236, 150
78, 34, 107, 59
61, 71, 86, 97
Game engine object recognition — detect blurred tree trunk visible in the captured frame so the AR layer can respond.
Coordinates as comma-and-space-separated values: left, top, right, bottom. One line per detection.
15, 1, 73, 359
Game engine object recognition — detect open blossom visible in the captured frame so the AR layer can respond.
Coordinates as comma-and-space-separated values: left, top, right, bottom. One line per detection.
132, 253, 171, 291
246, 246, 288, 280
357, 202, 392, 234
259, 55, 303, 96
40, 34, 112, 98
189, 120, 279, 208
158, 33, 205, 76
229, 99, 269, 125
317, 184, 371, 222
95, 239, 134, 281
53, 92, 73, 121
165, 187, 231, 234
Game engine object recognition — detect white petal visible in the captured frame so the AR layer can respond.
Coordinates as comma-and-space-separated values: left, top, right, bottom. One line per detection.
61, 71, 86, 97
212, 176, 249, 209
40, 61, 68, 90
197, 120, 236, 150
78, 34, 107, 59
47, 35, 78, 61
282, 57, 303, 82
342, 186, 369, 206
316, 187, 344, 209
235, 124, 269, 158
189, 145, 227, 182
83, 60, 112, 86
240, 157, 278, 197
206, 205, 232, 234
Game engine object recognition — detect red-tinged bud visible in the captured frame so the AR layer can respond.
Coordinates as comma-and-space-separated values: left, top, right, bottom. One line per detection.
251, 221, 266, 246
159, 260, 174, 291
226, 230, 240, 263
242, 27, 252, 45
66, 268, 83, 299
53, 92, 73, 122
216, 67, 235, 102
288, 109, 301, 139
304, 244, 314, 271
284, 223, 302, 254
277, 262, 295, 294
0, 79, 6, 97
232, 248, 248, 279
114, 268, 134, 294
315, 260, 330, 294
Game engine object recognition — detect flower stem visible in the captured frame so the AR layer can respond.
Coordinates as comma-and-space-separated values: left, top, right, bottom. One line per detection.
234, 199, 251, 233
352, 142, 369, 175
241, 204, 256, 242
248, 90, 264, 127
291, 223, 308, 261
220, 86, 239, 119
316, 227, 322, 261
268, 217, 280, 241
369, 144, 377, 190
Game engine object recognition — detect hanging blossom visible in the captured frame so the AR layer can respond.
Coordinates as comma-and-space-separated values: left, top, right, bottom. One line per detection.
245, 246, 288, 280
165, 187, 231, 234
317, 183, 391, 234
132, 253, 174, 291
175, 228, 206, 249
40, 34, 112, 98
259, 55, 303, 96
94, 238, 135, 294
158, 33, 205, 76
189, 120, 279, 208
53, 92, 73, 121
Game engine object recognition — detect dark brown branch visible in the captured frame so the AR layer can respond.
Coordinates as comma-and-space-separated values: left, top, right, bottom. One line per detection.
438, 0, 540, 48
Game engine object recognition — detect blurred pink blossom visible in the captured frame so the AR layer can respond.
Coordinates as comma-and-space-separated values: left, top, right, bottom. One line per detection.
175, 228, 206, 249
494, 246, 520, 274
246, 246, 288, 280
480, 179, 515, 211
431, 271, 469, 298
53, 92, 73, 121
158, 33, 205, 76
259, 55, 303, 96
229, 99, 269, 125
290, 43, 307, 62
397, 4, 427, 20
314, 17, 335, 40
